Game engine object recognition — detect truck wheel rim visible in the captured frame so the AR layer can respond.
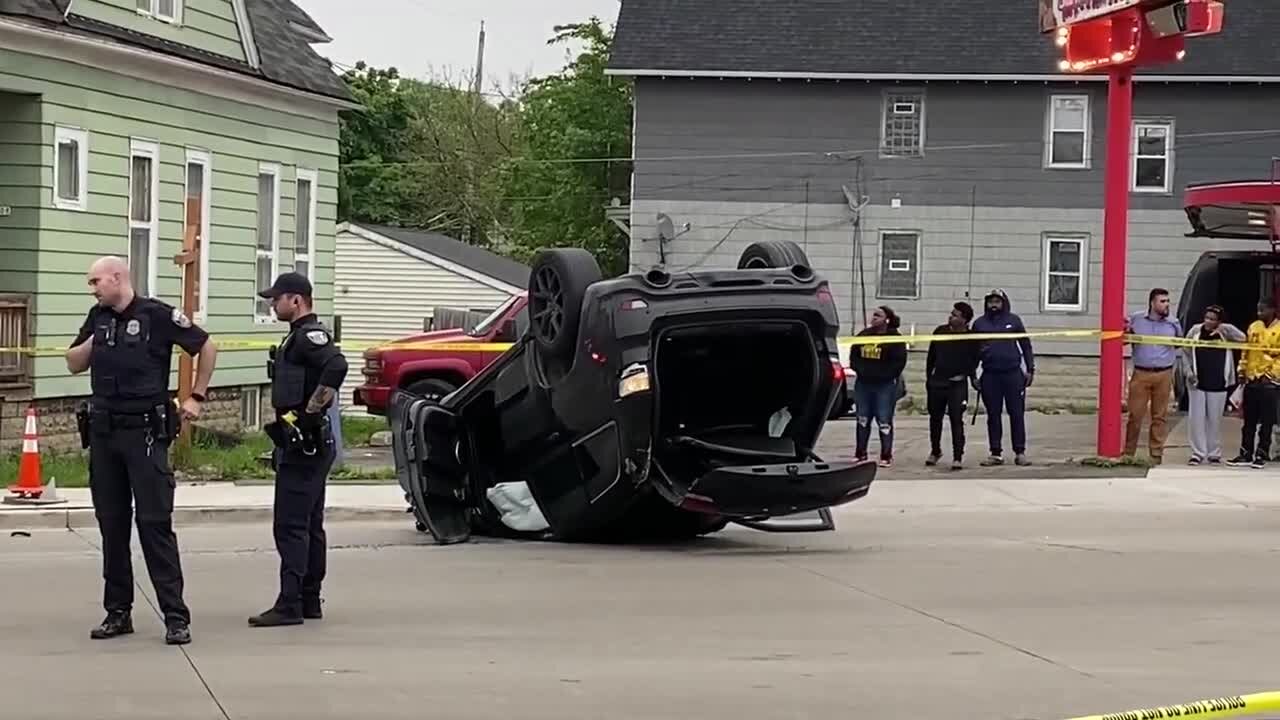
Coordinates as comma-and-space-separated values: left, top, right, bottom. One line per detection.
531, 265, 565, 344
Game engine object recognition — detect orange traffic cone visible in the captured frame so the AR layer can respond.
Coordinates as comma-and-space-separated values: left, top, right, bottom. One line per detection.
8, 406, 44, 499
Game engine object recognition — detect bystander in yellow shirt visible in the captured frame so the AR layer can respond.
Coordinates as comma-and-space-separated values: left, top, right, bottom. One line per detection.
1238, 319, 1280, 381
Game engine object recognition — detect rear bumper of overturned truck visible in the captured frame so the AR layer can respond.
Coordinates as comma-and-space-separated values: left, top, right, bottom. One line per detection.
676, 459, 876, 520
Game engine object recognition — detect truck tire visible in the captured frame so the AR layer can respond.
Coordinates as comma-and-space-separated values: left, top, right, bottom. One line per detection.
528, 248, 603, 366
737, 240, 811, 270
403, 377, 457, 404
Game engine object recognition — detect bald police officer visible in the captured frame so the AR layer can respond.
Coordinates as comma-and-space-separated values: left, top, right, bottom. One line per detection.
249, 272, 348, 628
65, 256, 219, 646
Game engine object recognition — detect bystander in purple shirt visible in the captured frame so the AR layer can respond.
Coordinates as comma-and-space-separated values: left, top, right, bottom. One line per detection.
1127, 311, 1183, 369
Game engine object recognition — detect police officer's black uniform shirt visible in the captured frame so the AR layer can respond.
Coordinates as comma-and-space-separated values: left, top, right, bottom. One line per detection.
273, 313, 348, 418
71, 297, 209, 413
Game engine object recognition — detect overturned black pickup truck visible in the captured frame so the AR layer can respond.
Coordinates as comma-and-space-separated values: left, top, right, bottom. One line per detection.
389, 240, 877, 544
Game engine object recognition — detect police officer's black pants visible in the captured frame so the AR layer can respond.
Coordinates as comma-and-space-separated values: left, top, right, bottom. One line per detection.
272, 446, 334, 611
89, 427, 189, 625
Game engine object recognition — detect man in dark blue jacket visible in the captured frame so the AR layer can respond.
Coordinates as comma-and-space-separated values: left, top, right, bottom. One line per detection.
971, 289, 1034, 466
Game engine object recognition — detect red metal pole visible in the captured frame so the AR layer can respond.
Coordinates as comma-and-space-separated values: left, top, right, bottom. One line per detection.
1097, 66, 1134, 457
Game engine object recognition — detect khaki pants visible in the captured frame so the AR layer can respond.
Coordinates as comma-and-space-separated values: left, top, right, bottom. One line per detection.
1125, 367, 1174, 459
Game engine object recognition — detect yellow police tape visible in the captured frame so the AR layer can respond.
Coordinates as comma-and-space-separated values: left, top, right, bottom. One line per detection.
1063, 690, 1280, 720
0, 328, 1275, 356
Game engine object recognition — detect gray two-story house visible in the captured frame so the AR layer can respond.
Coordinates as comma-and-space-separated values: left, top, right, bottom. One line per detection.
606, 0, 1280, 406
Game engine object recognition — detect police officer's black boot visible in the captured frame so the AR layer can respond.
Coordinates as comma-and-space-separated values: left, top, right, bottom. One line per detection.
248, 603, 304, 627
302, 596, 323, 620
90, 610, 133, 640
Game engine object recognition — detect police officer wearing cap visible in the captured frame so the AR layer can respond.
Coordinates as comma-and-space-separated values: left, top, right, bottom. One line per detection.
65, 256, 219, 646
249, 271, 348, 627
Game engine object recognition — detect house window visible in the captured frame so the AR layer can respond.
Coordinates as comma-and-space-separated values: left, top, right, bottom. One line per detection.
255, 163, 280, 322
880, 91, 925, 157
128, 139, 159, 298
294, 169, 318, 279
1042, 233, 1087, 312
878, 231, 921, 299
1133, 121, 1173, 193
53, 126, 88, 211
185, 149, 212, 322
1046, 94, 1091, 168
137, 0, 180, 22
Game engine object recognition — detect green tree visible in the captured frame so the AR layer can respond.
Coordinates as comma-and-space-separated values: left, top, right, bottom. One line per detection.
339, 62, 517, 246
499, 18, 633, 275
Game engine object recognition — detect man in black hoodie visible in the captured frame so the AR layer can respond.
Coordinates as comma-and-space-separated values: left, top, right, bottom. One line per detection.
971, 289, 1035, 466
926, 302, 980, 469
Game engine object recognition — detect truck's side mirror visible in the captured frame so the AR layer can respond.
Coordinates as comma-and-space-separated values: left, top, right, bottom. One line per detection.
495, 318, 518, 343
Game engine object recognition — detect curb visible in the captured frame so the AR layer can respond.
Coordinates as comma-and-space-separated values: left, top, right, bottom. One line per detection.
0, 505, 412, 531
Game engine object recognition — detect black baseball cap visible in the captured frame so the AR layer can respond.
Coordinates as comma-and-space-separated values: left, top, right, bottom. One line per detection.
258, 271, 313, 299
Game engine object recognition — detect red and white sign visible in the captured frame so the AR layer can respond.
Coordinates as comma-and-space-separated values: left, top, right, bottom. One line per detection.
1040, 0, 1144, 32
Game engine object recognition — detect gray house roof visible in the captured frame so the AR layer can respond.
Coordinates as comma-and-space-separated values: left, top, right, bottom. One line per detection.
0, 0, 352, 101
607, 0, 1280, 79
355, 224, 532, 290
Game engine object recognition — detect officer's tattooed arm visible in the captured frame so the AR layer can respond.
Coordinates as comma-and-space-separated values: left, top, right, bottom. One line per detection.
305, 386, 337, 415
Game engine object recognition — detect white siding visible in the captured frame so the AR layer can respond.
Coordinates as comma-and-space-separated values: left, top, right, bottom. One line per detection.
334, 229, 519, 412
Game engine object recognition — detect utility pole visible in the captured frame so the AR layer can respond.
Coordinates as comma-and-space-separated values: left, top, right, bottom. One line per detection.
473, 20, 485, 96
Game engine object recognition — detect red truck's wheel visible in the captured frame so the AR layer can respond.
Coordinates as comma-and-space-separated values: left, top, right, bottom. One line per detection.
403, 377, 457, 404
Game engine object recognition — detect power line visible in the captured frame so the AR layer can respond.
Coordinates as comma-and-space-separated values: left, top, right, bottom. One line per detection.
337, 126, 1280, 169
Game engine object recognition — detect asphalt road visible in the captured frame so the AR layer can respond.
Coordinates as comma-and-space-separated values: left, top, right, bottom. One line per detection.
3, 491, 1278, 720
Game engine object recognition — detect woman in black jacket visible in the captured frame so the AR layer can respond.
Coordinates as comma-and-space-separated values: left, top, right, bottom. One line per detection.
849, 306, 907, 467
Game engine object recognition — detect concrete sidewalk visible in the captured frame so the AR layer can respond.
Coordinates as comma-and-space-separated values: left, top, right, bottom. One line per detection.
6, 468, 1280, 531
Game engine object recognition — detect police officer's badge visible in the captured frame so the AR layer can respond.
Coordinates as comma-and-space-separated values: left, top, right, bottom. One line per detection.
125, 319, 141, 336
306, 330, 330, 345
172, 308, 191, 328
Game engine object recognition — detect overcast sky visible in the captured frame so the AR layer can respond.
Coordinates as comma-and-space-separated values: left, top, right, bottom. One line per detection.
295, 0, 622, 91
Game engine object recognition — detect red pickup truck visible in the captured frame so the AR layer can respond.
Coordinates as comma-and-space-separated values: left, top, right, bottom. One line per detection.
354, 292, 528, 416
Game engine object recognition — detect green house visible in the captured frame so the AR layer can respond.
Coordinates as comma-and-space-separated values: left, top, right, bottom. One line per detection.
0, 0, 356, 449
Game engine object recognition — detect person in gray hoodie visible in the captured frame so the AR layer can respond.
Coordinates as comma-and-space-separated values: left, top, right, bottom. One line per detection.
1180, 304, 1246, 464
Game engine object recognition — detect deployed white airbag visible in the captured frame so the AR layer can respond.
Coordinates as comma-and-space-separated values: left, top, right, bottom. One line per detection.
485, 482, 551, 532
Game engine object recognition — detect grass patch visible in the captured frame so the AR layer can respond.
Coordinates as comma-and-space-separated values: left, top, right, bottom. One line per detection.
0, 450, 89, 488
340, 415, 388, 446
1078, 454, 1154, 469
2, 422, 396, 489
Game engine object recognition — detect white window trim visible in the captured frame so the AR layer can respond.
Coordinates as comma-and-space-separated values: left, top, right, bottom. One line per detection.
1132, 119, 1174, 194
294, 168, 318, 280
137, 0, 183, 24
879, 89, 927, 159
255, 162, 281, 323
1042, 233, 1089, 313
128, 138, 160, 298
52, 125, 89, 211
1045, 93, 1092, 169
185, 148, 213, 323
876, 229, 922, 300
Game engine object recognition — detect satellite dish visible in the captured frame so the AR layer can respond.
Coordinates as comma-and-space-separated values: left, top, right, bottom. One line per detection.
656, 213, 675, 241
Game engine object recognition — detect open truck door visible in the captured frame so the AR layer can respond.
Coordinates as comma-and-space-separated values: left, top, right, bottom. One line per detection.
389, 390, 472, 544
